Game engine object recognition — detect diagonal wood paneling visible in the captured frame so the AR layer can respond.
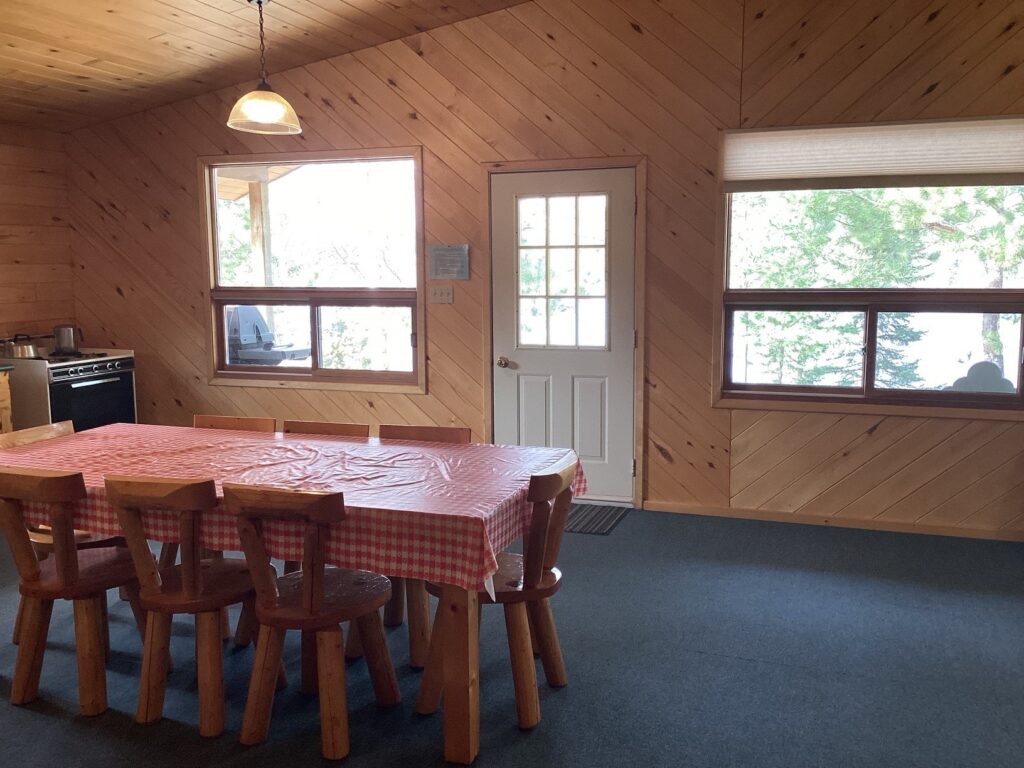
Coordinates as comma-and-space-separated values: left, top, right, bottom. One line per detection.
65, 0, 741, 510
732, 0, 1024, 540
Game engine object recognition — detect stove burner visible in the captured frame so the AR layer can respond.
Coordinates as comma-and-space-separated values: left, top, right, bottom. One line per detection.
47, 351, 108, 363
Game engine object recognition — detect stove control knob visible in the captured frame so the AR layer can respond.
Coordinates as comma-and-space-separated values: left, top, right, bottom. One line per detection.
105, 362, 114, 370
114, 361, 122, 369
91, 364, 100, 373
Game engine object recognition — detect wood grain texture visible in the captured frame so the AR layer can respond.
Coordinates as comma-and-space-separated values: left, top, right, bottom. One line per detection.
0, 373, 11, 433
64, 0, 740, 508
0, 126, 73, 338
0, 0, 532, 130
731, 0, 1024, 538
42, 0, 1024, 539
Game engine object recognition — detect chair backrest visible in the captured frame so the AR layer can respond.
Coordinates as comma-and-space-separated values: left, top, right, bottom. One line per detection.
223, 483, 345, 616
105, 475, 218, 599
193, 414, 276, 433
282, 420, 370, 438
0, 420, 74, 450
0, 467, 87, 587
521, 456, 577, 589
378, 424, 472, 444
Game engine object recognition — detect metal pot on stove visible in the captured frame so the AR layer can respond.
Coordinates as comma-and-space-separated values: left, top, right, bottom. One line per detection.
52, 324, 84, 355
3, 334, 43, 358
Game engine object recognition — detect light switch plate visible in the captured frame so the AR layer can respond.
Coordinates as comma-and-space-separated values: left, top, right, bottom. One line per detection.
429, 284, 454, 304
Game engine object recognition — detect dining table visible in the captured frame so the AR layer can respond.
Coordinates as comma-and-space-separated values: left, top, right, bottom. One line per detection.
0, 422, 587, 763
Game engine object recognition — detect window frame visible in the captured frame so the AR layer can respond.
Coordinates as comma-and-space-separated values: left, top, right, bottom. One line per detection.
199, 148, 426, 392
719, 189, 1024, 411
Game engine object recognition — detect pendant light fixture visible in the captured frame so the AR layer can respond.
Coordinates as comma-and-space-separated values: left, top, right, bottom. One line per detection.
227, 0, 301, 135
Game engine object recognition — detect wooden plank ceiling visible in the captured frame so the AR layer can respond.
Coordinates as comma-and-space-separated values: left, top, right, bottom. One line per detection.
0, 0, 529, 130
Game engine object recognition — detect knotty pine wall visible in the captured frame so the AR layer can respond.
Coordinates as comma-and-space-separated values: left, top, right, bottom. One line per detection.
62, 0, 1024, 538
0, 126, 73, 338
65, 0, 740, 510
729, 0, 1024, 540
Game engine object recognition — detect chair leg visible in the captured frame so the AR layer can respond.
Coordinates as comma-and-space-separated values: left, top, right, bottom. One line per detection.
12, 595, 25, 645
73, 596, 108, 716
234, 598, 258, 648
195, 611, 225, 738
504, 602, 540, 729
414, 600, 446, 715
301, 630, 319, 695
383, 577, 405, 626
355, 610, 401, 707
526, 603, 541, 657
137, 611, 172, 724
157, 542, 178, 570
10, 597, 52, 705
344, 619, 363, 659
241, 624, 286, 746
527, 599, 567, 687
316, 627, 349, 760
406, 579, 431, 669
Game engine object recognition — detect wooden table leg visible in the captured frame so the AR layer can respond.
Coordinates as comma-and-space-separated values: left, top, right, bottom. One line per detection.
405, 578, 431, 669
441, 585, 479, 765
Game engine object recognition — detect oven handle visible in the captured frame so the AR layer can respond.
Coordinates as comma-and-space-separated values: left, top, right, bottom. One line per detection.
69, 377, 121, 389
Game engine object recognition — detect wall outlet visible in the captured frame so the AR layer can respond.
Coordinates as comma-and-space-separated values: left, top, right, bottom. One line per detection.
429, 284, 454, 304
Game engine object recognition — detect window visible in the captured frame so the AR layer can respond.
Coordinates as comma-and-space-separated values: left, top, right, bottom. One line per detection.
721, 119, 1024, 409
206, 150, 423, 387
516, 194, 609, 348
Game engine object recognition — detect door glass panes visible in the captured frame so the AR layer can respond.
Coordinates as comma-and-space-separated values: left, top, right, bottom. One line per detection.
516, 194, 609, 348
874, 311, 1022, 392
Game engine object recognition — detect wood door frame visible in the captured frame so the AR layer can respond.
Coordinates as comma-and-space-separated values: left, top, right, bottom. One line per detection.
481, 156, 648, 509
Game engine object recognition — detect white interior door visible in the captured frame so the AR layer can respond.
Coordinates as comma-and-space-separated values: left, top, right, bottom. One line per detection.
491, 167, 636, 502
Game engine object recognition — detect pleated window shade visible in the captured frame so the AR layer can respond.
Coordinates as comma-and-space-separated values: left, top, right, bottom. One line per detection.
722, 118, 1024, 191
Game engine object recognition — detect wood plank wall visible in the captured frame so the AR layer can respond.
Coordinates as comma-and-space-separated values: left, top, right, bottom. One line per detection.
730, 0, 1024, 540
0, 126, 73, 338
59, 0, 1024, 539
64, 0, 740, 511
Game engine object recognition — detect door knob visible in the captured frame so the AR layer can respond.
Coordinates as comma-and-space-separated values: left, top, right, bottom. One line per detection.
496, 356, 512, 368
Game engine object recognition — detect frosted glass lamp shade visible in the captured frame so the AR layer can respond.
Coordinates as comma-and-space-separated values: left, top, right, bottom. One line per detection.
227, 83, 301, 135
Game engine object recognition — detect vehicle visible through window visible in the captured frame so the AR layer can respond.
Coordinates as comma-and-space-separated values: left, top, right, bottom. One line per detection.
207, 152, 422, 386
724, 184, 1024, 407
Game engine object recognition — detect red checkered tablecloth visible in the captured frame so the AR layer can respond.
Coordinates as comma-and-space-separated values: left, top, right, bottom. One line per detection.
0, 423, 586, 591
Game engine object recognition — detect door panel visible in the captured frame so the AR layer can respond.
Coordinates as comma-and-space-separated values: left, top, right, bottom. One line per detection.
491, 167, 636, 501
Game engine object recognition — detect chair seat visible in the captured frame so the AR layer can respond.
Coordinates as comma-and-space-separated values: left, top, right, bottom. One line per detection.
29, 526, 125, 553
20, 545, 137, 600
257, 567, 392, 630
426, 552, 562, 604
140, 557, 254, 614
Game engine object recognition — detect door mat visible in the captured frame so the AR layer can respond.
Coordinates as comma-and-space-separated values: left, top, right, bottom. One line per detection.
565, 504, 630, 535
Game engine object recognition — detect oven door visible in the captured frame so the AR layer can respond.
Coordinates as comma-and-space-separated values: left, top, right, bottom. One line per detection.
49, 371, 137, 432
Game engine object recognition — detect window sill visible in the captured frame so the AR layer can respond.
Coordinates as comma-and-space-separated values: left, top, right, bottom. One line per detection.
714, 392, 1024, 423
209, 375, 426, 395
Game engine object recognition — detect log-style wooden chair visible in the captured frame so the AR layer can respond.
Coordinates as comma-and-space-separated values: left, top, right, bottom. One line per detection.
282, 420, 370, 438
105, 475, 258, 737
376, 423, 472, 668
0, 467, 145, 715
193, 414, 276, 432
416, 455, 576, 729
279, 421, 371, 593
224, 483, 399, 760
0, 421, 128, 645
190, 413, 274, 637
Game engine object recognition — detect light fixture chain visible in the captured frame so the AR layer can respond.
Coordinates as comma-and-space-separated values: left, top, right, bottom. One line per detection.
257, 0, 267, 83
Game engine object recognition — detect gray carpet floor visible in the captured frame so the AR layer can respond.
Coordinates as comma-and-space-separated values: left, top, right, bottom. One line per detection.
0, 510, 1022, 767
